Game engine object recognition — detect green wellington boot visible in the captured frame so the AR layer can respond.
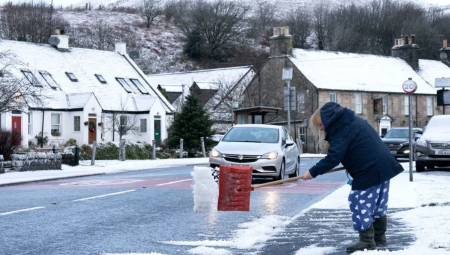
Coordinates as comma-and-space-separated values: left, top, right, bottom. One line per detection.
374, 216, 387, 245
346, 223, 376, 253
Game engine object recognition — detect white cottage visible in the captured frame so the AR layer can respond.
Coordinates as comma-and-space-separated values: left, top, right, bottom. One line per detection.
0, 35, 174, 147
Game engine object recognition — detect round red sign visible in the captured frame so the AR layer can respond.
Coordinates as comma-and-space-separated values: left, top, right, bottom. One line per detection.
402, 79, 417, 94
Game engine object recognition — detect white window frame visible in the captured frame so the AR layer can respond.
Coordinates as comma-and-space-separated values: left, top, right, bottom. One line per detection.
330, 93, 337, 103
74, 116, 81, 132
382, 95, 387, 114
39, 71, 58, 89
28, 112, 32, 135
355, 93, 362, 114
404, 96, 409, 115
21, 69, 42, 87
51, 113, 61, 136
427, 96, 433, 116
140, 118, 147, 133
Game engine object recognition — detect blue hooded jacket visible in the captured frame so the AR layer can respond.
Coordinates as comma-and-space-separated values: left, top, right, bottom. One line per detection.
309, 102, 404, 190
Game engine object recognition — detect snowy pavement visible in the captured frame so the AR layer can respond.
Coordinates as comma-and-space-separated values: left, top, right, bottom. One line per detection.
1, 156, 449, 255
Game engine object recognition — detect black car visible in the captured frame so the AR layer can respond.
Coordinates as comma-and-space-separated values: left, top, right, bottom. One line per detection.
381, 127, 423, 160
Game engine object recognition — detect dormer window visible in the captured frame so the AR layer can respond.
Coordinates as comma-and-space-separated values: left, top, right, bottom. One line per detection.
130, 79, 149, 94
95, 74, 107, 84
21, 69, 42, 87
66, 72, 78, 82
116, 78, 132, 93
39, 71, 58, 89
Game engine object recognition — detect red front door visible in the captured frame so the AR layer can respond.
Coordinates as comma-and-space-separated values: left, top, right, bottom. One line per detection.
12, 116, 21, 133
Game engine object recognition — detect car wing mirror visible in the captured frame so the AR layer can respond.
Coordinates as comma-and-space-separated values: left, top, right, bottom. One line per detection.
286, 140, 295, 147
380, 134, 385, 138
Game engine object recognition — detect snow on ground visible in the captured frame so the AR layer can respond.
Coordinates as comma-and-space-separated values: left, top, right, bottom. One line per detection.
192, 166, 218, 213
2, 157, 450, 254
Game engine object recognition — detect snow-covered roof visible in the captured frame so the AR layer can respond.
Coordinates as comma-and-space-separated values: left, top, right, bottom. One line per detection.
0, 39, 173, 112
147, 66, 253, 91
194, 81, 219, 90
417, 59, 450, 89
289, 49, 438, 95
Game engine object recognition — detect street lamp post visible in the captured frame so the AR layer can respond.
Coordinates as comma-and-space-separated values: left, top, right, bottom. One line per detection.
282, 67, 293, 132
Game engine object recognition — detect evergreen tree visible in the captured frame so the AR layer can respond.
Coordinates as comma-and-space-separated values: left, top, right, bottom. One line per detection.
167, 94, 215, 156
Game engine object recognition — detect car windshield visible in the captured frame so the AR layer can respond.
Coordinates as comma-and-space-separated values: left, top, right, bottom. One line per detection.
384, 129, 409, 138
222, 127, 279, 143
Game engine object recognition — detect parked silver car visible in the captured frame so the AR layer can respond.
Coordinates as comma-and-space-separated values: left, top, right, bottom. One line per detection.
209, 124, 300, 180
415, 115, 450, 172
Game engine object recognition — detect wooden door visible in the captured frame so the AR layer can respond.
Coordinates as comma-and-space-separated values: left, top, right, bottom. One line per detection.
11, 116, 22, 146
88, 118, 97, 144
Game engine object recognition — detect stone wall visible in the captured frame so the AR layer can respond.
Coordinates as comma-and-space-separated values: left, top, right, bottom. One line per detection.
11, 152, 62, 172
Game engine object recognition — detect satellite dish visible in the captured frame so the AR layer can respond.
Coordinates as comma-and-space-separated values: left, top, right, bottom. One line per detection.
440, 52, 448, 60
48, 36, 60, 46
129, 50, 140, 60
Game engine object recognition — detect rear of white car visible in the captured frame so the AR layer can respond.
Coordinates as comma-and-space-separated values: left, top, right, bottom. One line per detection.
209, 124, 300, 180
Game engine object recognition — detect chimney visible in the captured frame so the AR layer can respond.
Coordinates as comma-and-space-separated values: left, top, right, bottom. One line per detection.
391, 34, 419, 70
269, 26, 293, 58
115, 42, 126, 55
439, 39, 450, 67
49, 27, 69, 50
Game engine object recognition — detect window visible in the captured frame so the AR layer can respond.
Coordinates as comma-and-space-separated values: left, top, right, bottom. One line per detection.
66, 72, 78, 82
254, 115, 262, 124
116, 78, 133, 93
120, 115, 128, 126
382, 95, 387, 114
74, 116, 80, 131
140, 118, 147, 133
427, 96, 433, 116
404, 96, 409, 115
95, 74, 107, 84
330, 93, 337, 103
28, 113, 32, 135
39, 71, 58, 89
51, 113, 61, 135
355, 93, 362, 114
21, 69, 42, 87
373, 98, 382, 114
130, 79, 149, 94
237, 114, 245, 124
297, 93, 305, 113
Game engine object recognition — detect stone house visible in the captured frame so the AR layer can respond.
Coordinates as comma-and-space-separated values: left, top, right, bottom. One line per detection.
0, 33, 174, 147
244, 27, 448, 153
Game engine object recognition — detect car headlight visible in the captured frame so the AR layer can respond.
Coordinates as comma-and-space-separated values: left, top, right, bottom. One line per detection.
261, 151, 278, 160
210, 149, 222, 158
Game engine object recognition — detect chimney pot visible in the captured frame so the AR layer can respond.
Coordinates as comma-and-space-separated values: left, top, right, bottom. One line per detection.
444, 39, 448, 48
411, 34, 415, 44
405, 35, 409, 45
115, 42, 127, 55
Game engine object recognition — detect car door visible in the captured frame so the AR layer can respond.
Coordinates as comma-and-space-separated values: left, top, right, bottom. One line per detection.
282, 128, 294, 172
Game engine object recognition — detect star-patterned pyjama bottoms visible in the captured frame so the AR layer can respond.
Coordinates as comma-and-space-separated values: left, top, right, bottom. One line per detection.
348, 180, 390, 232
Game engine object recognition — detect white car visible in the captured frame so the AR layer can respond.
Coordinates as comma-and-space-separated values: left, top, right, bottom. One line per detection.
209, 124, 300, 180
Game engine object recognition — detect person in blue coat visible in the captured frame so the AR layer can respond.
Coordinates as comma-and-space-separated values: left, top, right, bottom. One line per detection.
302, 102, 404, 252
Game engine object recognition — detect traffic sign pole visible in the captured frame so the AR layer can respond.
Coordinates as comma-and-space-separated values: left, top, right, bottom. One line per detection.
403, 78, 417, 182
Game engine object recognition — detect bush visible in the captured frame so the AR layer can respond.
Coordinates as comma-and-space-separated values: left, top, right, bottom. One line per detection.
0, 129, 22, 161
65, 138, 77, 147
35, 132, 49, 147
79, 141, 159, 160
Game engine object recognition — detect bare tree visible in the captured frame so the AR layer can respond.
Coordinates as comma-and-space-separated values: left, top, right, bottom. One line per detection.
312, 0, 330, 50
0, 51, 44, 114
248, 0, 277, 43
139, 0, 163, 28
285, 7, 312, 49
103, 99, 141, 142
175, 0, 251, 60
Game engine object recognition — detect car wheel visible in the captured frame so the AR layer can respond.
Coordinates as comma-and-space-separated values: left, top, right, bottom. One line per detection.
427, 164, 435, 169
289, 158, 300, 178
416, 161, 426, 172
274, 159, 285, 181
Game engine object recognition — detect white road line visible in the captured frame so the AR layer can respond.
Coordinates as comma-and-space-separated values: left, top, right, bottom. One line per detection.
156, 179, 192, 186
73, 190, 136, 202
0, 206, 45, 216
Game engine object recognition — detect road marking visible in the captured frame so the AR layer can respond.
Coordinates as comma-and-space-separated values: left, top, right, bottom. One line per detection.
73, 190, 136, 202
156, 179, 192, 186
0, 206, 45, 216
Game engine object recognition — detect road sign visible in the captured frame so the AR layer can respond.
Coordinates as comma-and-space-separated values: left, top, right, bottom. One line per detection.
435, 78, 450, 88
402, 79, 417, 93
284, 87, 296, 111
